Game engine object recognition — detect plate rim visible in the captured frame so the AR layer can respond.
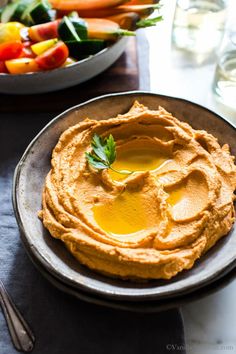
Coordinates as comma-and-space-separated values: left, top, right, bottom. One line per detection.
12, 91, 236, 301
19, 228, 236, 312
0, 37, 127, 79
0, 36, 129, 94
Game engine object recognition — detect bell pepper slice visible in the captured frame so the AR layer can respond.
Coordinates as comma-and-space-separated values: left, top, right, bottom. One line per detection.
31, 38, 58, 55
0, 22, 23, 43
0, 41, 23, 61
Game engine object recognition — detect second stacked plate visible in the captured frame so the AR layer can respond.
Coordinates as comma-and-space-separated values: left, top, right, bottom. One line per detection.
13, 92, 236, 311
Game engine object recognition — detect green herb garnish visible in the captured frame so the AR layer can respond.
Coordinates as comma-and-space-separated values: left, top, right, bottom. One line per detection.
85, 134, 133, 175
136, 15, 163, 29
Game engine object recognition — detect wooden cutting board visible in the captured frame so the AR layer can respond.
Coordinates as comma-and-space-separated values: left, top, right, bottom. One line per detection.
0, 37, 142, 114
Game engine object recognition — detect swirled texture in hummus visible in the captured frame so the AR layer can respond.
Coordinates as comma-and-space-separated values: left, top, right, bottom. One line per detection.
40, 102, 236, 279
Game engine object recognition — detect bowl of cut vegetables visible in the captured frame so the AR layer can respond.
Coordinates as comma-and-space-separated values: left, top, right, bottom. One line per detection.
0, 0, 161, 94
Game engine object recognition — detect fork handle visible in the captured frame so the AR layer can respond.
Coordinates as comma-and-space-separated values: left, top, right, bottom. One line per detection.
0, 281, 35, 352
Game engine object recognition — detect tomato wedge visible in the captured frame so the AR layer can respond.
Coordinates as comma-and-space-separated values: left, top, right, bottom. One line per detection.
35, 41, 69, 70
0, 61, 8, 73
20, 47, 35, 58
28, 20, 60, 42
0, 41, 23, 61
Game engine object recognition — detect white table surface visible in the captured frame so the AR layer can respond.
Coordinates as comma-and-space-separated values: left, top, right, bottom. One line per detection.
145, 1, 236, 353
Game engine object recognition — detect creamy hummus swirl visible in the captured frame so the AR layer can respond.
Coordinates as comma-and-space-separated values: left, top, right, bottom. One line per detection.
40, 102, 236, 279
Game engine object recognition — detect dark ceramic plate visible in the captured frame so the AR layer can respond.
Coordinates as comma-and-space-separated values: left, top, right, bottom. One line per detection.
22, 237, 236, 312
13, 92, 236, 302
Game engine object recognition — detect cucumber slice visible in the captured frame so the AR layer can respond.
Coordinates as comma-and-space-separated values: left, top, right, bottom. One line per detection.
21, 0, 37, 25
58, 16, 81, 42
1, 2, 19, 23
21, 0, 51, 25
71, 18, 87, 40
63, 12, 88, 40
67, 11, 79, 19
1, 0, 32, 23
65, 40, 106, 60
13, 0, 33, 22
30, 0, 54, 24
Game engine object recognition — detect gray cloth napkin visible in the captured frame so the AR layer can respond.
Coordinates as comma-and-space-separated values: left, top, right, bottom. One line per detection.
0, 113, 186, 354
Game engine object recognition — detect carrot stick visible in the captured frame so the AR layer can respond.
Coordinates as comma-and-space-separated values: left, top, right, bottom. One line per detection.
75, 4, 160, 18
107, 12, 162, 30
125, 0, 159, 4
49, 0, 129, 11
85, 18, 135, 41
106, 12, 140, 30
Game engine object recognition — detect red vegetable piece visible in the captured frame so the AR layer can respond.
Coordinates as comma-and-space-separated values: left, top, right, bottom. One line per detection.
20, 46, 35, 58
23, 40, 35, 48
35, 41, 69, 70
18, 41, 36, 58
0, 41, 23, 61
28, 20, 60, 42
0, 61, 8, 73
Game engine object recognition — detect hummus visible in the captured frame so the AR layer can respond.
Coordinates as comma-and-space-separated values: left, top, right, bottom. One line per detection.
40, 102, 236, 279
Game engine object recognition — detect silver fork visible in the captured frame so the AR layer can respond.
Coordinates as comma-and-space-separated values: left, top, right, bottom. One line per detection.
0, 279, 35, 352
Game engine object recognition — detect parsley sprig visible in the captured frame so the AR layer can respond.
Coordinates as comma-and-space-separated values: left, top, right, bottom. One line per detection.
136, 15, 163, 29
85, 134, 133, 175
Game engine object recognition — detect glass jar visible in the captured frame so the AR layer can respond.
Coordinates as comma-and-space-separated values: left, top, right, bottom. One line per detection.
212, 29, 236, 109
172, 0, 228, 56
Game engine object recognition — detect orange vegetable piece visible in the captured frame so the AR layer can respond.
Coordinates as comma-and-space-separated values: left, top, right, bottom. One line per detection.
5, 58, 40, 74
85, 18, 134, 41
126, 0, 159, 4
48, 0, 129, 10
74, 3, 158, 17
106, 12, 140, 30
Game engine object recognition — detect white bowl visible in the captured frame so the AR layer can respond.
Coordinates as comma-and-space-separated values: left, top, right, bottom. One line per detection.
0, 37, 128, 95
